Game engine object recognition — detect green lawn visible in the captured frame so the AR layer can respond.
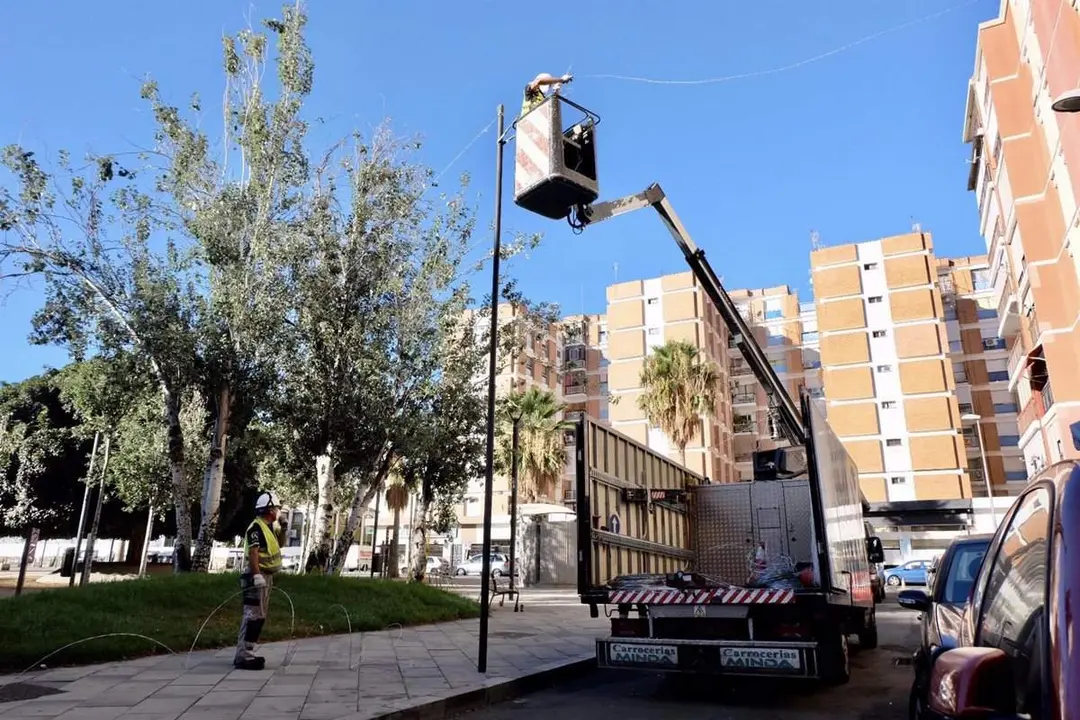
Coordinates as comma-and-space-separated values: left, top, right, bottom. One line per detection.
0, 573, 479, 673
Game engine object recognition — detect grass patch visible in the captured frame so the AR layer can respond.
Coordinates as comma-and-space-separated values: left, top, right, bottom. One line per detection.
0, 573, 479, 673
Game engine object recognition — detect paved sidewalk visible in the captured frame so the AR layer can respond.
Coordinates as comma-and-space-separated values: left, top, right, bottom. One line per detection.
0, 600, 605, 720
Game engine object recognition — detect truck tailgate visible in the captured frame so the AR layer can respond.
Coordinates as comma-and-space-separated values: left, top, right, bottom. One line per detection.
575, 419, 695, 599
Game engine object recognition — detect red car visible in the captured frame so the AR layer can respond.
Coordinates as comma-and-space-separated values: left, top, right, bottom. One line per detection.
924, 458, 1079, 720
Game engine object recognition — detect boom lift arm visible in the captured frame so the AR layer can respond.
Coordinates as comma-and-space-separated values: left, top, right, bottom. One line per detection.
576, 184, 806, 446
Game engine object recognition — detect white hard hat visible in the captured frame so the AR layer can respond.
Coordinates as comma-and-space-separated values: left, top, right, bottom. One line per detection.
255, 491, 280, 511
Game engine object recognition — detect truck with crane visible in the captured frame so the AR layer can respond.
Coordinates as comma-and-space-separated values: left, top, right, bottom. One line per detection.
512, 92, 886, 684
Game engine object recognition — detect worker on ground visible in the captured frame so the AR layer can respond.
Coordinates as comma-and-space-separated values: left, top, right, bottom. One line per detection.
234, 491, 287, 670
521, 72, 573, 116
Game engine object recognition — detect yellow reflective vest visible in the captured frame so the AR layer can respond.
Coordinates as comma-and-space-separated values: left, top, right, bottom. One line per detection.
245, 518, 282, 574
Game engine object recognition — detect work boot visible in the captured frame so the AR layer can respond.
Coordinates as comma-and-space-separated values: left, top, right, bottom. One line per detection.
233, 656, 265, 671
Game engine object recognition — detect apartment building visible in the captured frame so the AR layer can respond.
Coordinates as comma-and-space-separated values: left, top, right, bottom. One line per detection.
605, 272, 738, 483
559, 313, 610, 503
962, 0, 1080, 475
455, 303, 569, 554
812, 233, 973, 507
727, 286, 810, 480
938, 255, 1029, 497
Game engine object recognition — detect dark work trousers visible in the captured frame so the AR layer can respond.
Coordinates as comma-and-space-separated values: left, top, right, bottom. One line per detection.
235, 571, 273, 663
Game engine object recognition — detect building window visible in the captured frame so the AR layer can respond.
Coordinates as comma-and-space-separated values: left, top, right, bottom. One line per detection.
767, 334, 786, 346
764, 309, 783, 320
876, 364, 892, 373
993, 402, 1018, 414
598, 330, 608, 344
959, 402, 973, 414
1005, 470, 1028, 482
525, 358, 534, 372
771, 362, 788, 374
647, 327, 660, 336
646, 297, 659, 305
890, 476, 905, 485
972, 269, 992, 291
802, 331, 819, 343
868, 296, 883, 304
886, 439, 903, 447
987, 370, 1010, 383
881, 401, 897, 409
998, 435, 1020, 447
945, 304, 958, 320
872, 330, 887, 338
864, 263, 879, 270
949, 340, 963, 353
954, 366, 969, 383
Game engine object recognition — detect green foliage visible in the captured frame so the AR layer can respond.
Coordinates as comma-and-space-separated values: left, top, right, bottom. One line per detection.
496, 387, 572, 502
0, 572, 479, 672
638, 340, 721, 462
0, 372, 132, 537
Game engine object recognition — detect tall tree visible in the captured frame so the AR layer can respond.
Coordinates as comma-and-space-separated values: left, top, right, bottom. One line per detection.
497, 387, 572, 503
0, 145, 204, 568
637, 340, 720, 467
400, 313, 487, 582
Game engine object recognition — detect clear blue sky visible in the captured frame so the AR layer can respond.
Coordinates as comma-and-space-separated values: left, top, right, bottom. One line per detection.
0, 0, 996, 382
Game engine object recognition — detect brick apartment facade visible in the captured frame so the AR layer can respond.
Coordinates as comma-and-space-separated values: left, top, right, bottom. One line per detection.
963, 0, 1080, 475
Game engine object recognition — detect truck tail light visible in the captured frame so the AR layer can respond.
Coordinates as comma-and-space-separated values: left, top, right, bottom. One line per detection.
610, 618, 648, 637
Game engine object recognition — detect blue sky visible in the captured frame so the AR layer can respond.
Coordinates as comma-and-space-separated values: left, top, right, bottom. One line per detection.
0, 0, 996, 382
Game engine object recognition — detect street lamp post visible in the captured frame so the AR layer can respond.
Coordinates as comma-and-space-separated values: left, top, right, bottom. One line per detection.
1051, 88, 1080, 113
508, 413, 522, 603
478, 104, 512, 673
962, 413, 997, 527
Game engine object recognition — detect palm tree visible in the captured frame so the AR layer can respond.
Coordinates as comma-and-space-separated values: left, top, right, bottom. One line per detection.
498, 387, 572, 502
638, 340, 720, 467
385, 481, 409, 579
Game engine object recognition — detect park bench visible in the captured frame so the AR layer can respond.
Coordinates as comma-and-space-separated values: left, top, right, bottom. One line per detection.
490, 574, 521, 611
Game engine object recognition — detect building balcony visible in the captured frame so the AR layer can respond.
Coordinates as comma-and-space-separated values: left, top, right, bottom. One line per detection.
730, 360, 752, 377
996, 277, 1019, 339
731, 392, 757, 406
733, 418, 755, 435
1027, 306, 1042, 348
1007, 338, 1027, 392
563, 384, 586, 397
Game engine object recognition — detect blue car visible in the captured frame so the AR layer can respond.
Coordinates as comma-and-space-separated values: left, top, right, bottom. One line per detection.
882, 559, 930, 587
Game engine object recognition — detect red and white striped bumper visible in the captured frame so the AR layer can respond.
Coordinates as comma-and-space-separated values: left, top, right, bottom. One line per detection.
607, 587, 795, 605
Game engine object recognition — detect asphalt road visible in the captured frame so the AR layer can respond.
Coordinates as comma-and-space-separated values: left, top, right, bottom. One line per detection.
464, 603, 920, 720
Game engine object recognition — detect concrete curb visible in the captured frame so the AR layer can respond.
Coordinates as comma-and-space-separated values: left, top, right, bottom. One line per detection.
369, 656, 598, 720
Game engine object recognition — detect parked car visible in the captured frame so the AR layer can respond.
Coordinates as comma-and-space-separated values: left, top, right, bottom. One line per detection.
426, 556, 448, 574
883, 558, 931, 587
896, 534, 992, 720
454, 553, 509, 577
921, 456, 1080, 720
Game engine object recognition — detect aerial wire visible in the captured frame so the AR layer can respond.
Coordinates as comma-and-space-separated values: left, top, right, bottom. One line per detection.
584, 0, 982, 86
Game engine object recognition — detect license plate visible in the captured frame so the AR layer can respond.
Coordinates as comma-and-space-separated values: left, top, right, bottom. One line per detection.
719, 647, 802, 671
610, 642, 678, 666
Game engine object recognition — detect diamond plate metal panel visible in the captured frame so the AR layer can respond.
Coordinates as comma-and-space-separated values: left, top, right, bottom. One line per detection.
781, 480, 814, 567
692, 483, 753, 584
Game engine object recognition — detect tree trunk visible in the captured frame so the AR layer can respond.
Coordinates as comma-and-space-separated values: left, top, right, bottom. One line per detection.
305, 447, 335, 573
125, 518, 145, 565
408, 478, 432, 582
163, 387, 193, 573
138, 504, 155, 577
327, 450, 394, 574
388, 506, 402, 579
191, 384, 232, 573
80, 434, 112, 586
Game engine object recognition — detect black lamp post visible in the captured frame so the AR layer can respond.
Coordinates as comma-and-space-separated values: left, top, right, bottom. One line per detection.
508, 413, 522, 601
478, 104, 513, 673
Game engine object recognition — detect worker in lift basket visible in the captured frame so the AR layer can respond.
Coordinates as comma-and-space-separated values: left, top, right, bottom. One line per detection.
521, 72, 573, 116
234, 491, 288, 670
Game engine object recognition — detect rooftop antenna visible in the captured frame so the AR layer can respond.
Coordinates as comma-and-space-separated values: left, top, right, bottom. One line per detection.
911, 217, 922, 233
810, 229, 822, 250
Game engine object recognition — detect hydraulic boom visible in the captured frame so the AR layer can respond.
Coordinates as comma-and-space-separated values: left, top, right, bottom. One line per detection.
576, 184, 806, 446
